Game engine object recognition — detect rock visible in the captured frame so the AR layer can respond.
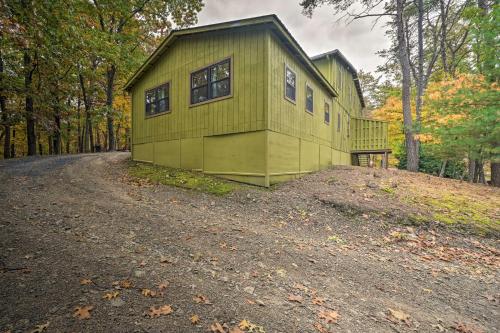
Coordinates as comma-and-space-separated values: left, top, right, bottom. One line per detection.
133, 270, 146, 278
244, 286, 255, 295
256, 299, 266, 306
111, 298, 126, 307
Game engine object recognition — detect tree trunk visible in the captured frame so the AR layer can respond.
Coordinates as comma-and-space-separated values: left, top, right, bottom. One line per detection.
77, 97, 82, 153
396, 0, 419, 172
115, 122, 121, 150
0, 46, 11, 159
106, 65, 116, 151
439, 160, 447, 177
24, 52, 36, 155
468, 158, 476, 182
66, 121, 71, 154
491, 162, 500, 187
53, 111, 61, 155
48, 135, 53, 155
439, 0, 448, 73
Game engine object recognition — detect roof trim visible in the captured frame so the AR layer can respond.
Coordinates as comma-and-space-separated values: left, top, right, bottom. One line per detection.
124, 15, 338, 97
311, 49, 366, 108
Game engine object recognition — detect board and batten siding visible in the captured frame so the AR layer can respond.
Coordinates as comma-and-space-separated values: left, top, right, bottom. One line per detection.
131, 28, 267, 145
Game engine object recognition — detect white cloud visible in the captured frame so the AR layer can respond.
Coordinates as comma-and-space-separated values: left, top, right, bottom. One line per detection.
196, 0, 390, 73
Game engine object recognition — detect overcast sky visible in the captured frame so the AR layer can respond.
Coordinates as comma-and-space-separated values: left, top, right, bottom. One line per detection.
196, 0, 390, 74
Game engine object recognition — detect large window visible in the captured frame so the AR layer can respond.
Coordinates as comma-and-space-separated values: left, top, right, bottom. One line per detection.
305, 84, 314, 113
284, 65, 296, 102
324, 102, 330, 124
145, 83, 170, 117
191, 58, 231, 105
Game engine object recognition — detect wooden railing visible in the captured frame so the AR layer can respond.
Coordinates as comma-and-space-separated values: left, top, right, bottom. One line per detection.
350, 117, 389, 152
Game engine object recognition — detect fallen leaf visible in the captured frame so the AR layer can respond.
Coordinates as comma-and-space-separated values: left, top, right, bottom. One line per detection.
453, 322, 483, 333
190, 314, 200, 324
73, 305, 93, 320
312, 297, 325, 306
288, 294, 303, 303
103, 291, 119, 300
30, 322, 49, 333
80, 278, 93, 285
387, 308, 410, 325
313, 322, 329, 333
319, 310, 339, 324
239, 319, 251, 330
210, 322, 225, 333
194, 294, 211, 304
120, 280, 133, 289
146, 305, 173, 318
158, 282, 169, 291
141, 289, 157, 297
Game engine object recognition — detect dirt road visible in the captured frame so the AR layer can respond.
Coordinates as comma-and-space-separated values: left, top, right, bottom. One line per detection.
0, 153, 498, 333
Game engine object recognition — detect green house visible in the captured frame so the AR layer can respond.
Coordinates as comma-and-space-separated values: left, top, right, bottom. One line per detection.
124, 15, 390, 187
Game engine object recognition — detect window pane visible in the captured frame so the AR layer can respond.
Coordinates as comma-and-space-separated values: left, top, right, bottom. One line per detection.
192, 69, 208, 88
191, 86, 208, 104
211, 79, 230, 98
286, 68, 295, 88
157, 84, 168, 100
325, 103, 330, 123
211, 60, 230, 82
146, 90, 156, 104
286, 84, 296, 101
306, 86, 313, 112
158, 98, 168, 113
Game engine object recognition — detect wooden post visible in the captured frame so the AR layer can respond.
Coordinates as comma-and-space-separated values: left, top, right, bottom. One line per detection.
383, 152, 389, 169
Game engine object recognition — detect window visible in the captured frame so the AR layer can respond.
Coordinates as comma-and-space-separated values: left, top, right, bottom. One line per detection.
191, 58, 231, 105
145, 83, 170, 117
305, 84, 313, 113
284, 65, 296, 102
337, 112, 341, 132
324, 102, 330, 124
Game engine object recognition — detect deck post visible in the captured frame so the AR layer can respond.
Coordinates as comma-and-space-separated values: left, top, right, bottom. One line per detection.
383, 152, 388, 169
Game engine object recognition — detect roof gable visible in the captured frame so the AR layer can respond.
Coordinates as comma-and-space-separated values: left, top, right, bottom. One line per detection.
311, 49, 365, 108
124, 15, 337, 97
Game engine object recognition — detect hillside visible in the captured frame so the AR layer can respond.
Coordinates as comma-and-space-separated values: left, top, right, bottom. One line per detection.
0, 153, 498, 333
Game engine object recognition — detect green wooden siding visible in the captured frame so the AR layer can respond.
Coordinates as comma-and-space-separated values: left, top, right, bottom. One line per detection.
131, 27, 267, 146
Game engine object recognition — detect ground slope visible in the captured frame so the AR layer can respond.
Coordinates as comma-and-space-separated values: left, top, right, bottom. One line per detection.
0, 153, 498, 333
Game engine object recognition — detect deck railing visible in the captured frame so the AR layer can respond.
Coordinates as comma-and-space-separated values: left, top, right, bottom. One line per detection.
350, 117, 389, 152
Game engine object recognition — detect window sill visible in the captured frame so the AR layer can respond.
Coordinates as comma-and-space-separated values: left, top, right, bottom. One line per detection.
145, 110, 171, 119
305, 109, 314, 115
284, 96, 296, 105
189, 94, 233, 108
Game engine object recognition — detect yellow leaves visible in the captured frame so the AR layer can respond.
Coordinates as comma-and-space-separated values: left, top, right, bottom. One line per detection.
387, 308, 411, 326
73, 305, 93, 320
318, 310, 339, 324
158, 282, 169, 291
239, 319, 251, 330
141, 288, 158, 298
190, 314, 200, 324
146, 305, 173, 318
80, 278, 93, 285
102, 291, 119, 300
112, 279, 133, 289
29, 322, 49, 333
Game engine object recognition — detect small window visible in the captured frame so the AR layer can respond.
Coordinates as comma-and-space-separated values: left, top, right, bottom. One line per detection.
145, 83, 170, 117
305, 84, 313, 113
285, 65, 296, 102
337, 112, 341, 132
324, 102, 330, 124
191, 58, 231, 105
